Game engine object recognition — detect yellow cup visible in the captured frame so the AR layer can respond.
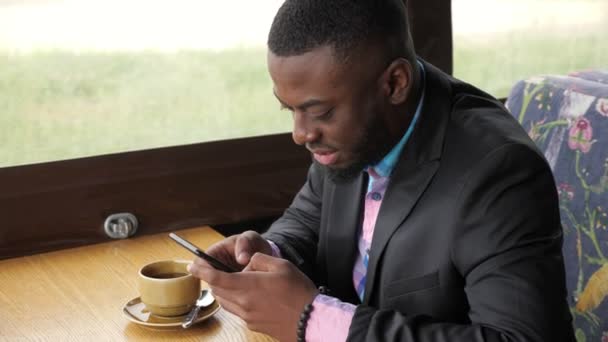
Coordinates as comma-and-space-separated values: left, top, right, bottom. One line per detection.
138, 260, 201, 317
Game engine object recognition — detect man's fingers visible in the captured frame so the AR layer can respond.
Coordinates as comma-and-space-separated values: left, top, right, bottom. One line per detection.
190, 255, 225, 273
187, 259, 212, 279
234, 231, 263, 265
188, 261, 239, 289
243, 252, 284, 272
205, 236, 242, 266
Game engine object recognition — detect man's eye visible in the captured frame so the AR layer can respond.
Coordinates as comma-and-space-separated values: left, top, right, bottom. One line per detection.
315, 108, 334, 120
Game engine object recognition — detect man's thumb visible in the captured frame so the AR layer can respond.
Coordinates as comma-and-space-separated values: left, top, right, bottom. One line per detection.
235, 234, 254, 265
244, 252, 277, 272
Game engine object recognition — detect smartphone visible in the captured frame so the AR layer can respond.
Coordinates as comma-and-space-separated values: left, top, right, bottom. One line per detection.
169, 232, 238, 273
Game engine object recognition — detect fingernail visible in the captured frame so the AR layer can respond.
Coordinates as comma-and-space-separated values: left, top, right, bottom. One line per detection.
187, 264, 193, 273
238, 252, 249, 262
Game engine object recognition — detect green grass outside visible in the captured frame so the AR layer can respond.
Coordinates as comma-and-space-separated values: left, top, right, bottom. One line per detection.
0, 48, 290, 167
454, 33, 608, 97
1, 31, 606, 167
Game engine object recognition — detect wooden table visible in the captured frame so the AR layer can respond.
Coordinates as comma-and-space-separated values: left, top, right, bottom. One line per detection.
0, 226, 276, 341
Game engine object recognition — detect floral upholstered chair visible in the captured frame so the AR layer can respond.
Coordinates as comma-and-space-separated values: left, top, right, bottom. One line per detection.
506, 70, 608, 342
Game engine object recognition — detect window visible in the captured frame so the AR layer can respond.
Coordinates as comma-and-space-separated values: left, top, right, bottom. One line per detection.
0, 0, 289, 167
453, 0, 607, 98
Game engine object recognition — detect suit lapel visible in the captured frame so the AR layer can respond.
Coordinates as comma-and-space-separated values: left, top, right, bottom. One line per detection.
362, 60, 452, 304
324, 173, 366, 304
362, 159, 439, 303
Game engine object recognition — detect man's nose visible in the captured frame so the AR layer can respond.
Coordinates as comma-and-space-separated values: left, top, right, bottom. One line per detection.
292, 112, 319, 146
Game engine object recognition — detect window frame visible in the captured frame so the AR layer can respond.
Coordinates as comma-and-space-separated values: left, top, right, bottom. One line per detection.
0, 0, 453, 259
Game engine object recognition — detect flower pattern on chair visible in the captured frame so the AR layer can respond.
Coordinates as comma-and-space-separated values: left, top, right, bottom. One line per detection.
506, 69, 608, 342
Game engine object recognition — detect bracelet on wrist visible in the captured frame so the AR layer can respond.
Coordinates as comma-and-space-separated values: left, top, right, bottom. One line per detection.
296, 303, 313, 342
296, 286, 330, 342
318, 286, 330, 295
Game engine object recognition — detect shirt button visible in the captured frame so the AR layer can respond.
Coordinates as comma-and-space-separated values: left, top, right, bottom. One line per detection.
371, 192, 382, 201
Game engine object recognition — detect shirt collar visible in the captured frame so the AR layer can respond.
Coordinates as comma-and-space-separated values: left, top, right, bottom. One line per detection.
368, 60, 426, 179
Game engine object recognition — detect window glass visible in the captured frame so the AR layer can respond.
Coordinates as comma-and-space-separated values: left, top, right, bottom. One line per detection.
0, 0, 288, 167
453, 0, 608, 97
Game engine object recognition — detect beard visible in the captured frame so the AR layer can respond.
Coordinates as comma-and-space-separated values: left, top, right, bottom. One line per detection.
315, 113, 394, 183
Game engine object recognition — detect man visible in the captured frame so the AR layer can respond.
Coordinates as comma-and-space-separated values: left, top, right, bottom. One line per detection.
188, 0, 575, 341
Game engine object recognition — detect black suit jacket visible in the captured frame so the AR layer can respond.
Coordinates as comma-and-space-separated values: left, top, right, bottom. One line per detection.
264, 61, 574, 341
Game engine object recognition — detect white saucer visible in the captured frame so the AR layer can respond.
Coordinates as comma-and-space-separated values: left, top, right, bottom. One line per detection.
122, 292, 221, 329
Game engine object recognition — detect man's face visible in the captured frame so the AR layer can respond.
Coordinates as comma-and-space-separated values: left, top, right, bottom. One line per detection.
267, 46, 393, 181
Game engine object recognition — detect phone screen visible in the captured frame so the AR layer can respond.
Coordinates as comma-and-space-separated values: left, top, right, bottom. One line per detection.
169, 233, 238, 273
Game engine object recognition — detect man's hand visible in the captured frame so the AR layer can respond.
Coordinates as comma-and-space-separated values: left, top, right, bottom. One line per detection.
202, 230, 274, 271
189, 253, 319, 342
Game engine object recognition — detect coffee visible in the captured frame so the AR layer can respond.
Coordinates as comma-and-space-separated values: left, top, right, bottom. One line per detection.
152, 272, 188, 279
138, 260, 201, 316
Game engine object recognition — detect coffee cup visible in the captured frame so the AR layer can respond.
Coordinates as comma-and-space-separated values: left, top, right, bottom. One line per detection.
137, 259, 201, 317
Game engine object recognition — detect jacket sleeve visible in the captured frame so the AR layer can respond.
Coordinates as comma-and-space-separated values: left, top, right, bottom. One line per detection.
347, 144, 574, 342
263, 163, 324, 280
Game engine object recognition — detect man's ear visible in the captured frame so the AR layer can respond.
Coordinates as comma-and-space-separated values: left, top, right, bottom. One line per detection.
384, 58, 413, 105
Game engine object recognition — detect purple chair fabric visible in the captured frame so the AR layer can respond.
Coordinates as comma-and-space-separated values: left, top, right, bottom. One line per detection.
506, 69, 608, 342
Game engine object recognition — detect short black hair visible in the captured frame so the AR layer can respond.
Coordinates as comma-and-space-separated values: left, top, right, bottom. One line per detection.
267, 0, 416, 65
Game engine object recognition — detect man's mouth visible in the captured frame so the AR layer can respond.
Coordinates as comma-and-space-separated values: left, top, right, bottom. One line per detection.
311, 149, 339, 166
